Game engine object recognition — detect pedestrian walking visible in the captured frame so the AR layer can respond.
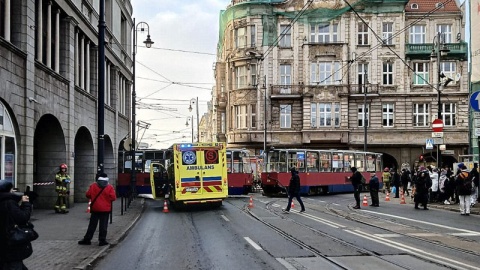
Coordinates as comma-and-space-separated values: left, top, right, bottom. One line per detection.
78, 173, 117, 246
283, 167, 305, 213
348, 167, 363, 209
369, 173, 380, 207
0, 180, 33, 270
401, 168, 411, 196
414, 166, 431, 210
429, 168, 439, 203
54, 163, 71, 213
469, 163, 479, 206
392, 169, 401, 198
455, 164, 472, 216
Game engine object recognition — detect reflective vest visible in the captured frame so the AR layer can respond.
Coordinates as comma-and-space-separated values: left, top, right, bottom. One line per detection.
382, 172, 391, 183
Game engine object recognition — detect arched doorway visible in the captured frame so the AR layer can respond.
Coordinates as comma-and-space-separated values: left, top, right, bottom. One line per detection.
381, 152, 398, 171
104, 135, 115, 188
34, 114, 66, 209
74, 127, 94, 203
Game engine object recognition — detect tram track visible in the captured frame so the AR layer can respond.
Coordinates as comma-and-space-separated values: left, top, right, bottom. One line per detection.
236, 197, 478, 270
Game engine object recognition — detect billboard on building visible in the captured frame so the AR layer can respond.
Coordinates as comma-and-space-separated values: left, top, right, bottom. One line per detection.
472, 0, 480, 83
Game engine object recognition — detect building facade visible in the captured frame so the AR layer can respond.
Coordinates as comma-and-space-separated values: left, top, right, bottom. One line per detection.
0, 0, 133, 208
211, 0, 468, 169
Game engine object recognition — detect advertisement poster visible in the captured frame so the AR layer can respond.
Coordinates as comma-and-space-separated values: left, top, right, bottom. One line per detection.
5, 154, 14, 184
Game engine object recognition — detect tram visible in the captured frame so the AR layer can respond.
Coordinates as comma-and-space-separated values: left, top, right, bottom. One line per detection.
226, 149, 254, 195
117, 149, 170, 195
261, 148, 383, 196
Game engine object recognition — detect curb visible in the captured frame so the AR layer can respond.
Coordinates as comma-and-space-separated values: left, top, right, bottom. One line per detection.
73, 198, 146, 270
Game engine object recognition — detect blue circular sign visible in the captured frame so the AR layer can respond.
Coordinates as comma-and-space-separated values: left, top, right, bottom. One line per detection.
182, 151, 196, 165
470, 91, 480, 112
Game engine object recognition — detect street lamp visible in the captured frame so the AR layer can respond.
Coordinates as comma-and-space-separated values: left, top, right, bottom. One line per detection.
185, 116, 194, 143
188, 97, 199, 143
131, 19, 154, 196
431, 31, 450, 168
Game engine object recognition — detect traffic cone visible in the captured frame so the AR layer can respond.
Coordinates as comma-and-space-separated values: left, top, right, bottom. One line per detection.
291, 200, 295, 209
248, 196, 254, 208
400, 191, 406, 204
86, 200, 91, 213
362, 195, 368, 206
162, 200, 169, 213
385, 192, 390, 202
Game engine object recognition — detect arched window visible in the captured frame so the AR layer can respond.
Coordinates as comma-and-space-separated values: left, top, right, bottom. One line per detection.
0, 102, 17, 185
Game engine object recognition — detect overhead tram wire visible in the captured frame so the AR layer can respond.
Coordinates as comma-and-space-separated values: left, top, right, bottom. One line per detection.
135, 45, 216, 56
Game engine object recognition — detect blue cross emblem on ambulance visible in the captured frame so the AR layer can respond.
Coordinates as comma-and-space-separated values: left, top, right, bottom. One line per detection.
183, 151, 196, 165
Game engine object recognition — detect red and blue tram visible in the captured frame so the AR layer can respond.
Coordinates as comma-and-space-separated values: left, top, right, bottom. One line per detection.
226, 149, 254, 195
117, 149, 170, 195
261, 149, 383, 196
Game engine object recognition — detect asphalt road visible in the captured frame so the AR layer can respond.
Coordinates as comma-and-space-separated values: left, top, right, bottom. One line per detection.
93, 194, 480, 270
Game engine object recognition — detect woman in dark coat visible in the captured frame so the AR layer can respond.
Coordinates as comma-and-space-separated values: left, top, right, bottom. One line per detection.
414, 167, 432, 210
0, 180, 33, 270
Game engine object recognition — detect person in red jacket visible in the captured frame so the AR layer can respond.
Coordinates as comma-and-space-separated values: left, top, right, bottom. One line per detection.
78, 173, 116, 246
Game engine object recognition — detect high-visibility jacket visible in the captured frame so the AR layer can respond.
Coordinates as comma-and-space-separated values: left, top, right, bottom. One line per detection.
382, 172, 391, 183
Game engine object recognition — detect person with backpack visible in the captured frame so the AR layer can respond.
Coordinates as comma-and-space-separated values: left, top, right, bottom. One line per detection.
455, 164, 472, 216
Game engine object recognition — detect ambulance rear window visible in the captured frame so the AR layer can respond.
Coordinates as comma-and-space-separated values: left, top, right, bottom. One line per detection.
204, 150, 219, 164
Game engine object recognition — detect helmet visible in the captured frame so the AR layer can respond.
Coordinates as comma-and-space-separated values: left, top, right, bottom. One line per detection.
384, 167, 389, 172
60, 163, 68, 170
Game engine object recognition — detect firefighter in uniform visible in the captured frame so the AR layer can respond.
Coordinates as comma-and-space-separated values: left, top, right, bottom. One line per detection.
54, 163, 71, 213
382, 167, 391, 193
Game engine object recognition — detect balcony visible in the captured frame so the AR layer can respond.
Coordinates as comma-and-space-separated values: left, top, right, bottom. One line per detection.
270, 85, 304, 99
405, 42, 468, 60
348, 84, 379, 95
216, 92, 227, 108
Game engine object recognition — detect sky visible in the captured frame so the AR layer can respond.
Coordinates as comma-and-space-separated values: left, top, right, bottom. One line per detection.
131, 0, 231, 149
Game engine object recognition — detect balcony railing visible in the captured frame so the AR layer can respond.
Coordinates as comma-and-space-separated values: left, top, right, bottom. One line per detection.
271, 85, 304, 96
349, 84, 379, 95
405, 42, 468, 60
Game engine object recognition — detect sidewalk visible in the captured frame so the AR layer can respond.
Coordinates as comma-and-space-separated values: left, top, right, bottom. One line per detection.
378, 192, 480, 215
23, 197, 145, 270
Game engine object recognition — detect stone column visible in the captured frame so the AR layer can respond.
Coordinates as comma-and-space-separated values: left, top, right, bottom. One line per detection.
86, 40, 90, 93
80, 35, 84, 89
4, 0, 10, 41
36, 0, 42, 61
54, 9, 60, 73
46, 1, 51, 68
74, 30, 78, 86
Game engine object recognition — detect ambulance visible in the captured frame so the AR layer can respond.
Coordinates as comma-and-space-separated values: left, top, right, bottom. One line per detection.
150, 142, 228, 208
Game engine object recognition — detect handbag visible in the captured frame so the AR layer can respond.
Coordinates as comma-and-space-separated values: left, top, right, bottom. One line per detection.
7, 221, 39, 246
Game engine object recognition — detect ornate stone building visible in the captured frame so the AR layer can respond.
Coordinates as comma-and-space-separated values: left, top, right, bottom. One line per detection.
211, 0, 468, 169
0, 0, 133, 207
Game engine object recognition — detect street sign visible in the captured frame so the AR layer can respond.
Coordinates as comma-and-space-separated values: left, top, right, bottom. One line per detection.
442, 150, 454, 155
426, 138, 434, 150
432, 119, 444, 132
475, 128, 480, 137
470, 91, 480, 111
439, 144, 446, 150
432, 132, 443, 138
434, 138, 444, 144
475, 119, 480, 127
474, 112, 480, 119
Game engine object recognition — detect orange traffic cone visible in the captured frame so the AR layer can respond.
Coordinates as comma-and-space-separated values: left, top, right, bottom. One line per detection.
400, 191, 406, 204
385, 192, 390, 202
163, 200, 169, 213
291, 200, 295, 209
362, 195, 368, 206
86, 200, 91, 213
248, 196, 254, 208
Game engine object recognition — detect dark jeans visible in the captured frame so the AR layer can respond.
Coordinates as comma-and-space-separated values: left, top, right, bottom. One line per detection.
83, 212, 110, 241
286, 192, 305, 211
353, 185, 361, 206
370, 190, 379, 206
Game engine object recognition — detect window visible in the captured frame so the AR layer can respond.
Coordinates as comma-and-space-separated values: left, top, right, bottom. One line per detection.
413, 103, 429, 127
121, 14, 127, 48
280, 104, 291, 128
250, 104, 256, 128
413, 63, 429, 85
235, 27, 247, 48
441, 62, 456, 85
250, 25, 256, 47
310, 23, 338, 43
382, 104, 394, 127
312, 103, 341, 127
235, 66, 247, 89
358, 22, 369, 45
383, 62, 394, 85
250, 64, 257, 86
279, 25, 291, 47
437, 24, 452, 43
235, 105, 247, 129
358, 63, 369, 92
442, 103, 456, 126
358, 104, 369, 127
221, 112, 226, 133
382, 22, 393, 45
280, 64, 291, 93
311, 61, 341, 85
411, 3, 418, 9
409, 25, 425, 44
